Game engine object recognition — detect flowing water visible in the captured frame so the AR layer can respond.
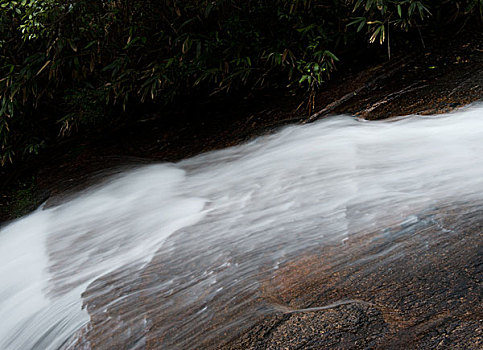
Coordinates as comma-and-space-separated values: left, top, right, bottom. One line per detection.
0, 105, 482, 349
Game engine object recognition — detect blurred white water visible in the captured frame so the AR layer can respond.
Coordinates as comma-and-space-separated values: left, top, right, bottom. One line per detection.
0, 104, 482, 349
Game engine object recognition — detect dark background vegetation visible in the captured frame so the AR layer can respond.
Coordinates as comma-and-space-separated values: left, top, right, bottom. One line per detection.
0, 0, 481, 167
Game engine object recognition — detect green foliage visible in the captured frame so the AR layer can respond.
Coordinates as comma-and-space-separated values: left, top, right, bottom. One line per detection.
348, 1, 482, 47
0, 0, 481, 165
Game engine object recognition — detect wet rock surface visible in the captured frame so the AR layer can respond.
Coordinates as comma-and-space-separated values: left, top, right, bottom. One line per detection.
226, 303, 389, 349
311, 31, 483, 121
68, 203, 482, 349
226, 204, 483, 349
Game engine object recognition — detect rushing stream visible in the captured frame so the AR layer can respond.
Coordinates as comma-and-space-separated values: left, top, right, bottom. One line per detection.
1, 104, 482, 349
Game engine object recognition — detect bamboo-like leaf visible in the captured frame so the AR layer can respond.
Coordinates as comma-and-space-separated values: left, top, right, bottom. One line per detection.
67, 39, 77, 52
347, 17, 366, 32
35, 60, 51, 76
323, 50, 339, 61
353, 0, 363, 12
357, 18, 366, 32
379, 24, 385, 44
369, 25, 382, 43
365, 0, 375, 11
409, 2, 416, 16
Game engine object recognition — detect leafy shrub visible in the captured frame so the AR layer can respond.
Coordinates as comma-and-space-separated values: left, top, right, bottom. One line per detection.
0, 0, 481, 165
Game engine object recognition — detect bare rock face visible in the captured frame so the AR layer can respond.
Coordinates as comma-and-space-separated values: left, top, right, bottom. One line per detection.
227, 303, 388, 350
225, 204, 483, 349
70, 202, 482, 350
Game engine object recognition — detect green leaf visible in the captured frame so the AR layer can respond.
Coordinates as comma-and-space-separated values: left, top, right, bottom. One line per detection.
353, 0, 363, 12
84, 40, 97, 50
369, 25, 382, 43
416, 2, 431, 19
409, 2, 416, 16
357, 18, 366, 32
323, 50, 339, 62
204, 3, 213, 18
365, 0, 375, 11
347, 17, 366, 33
